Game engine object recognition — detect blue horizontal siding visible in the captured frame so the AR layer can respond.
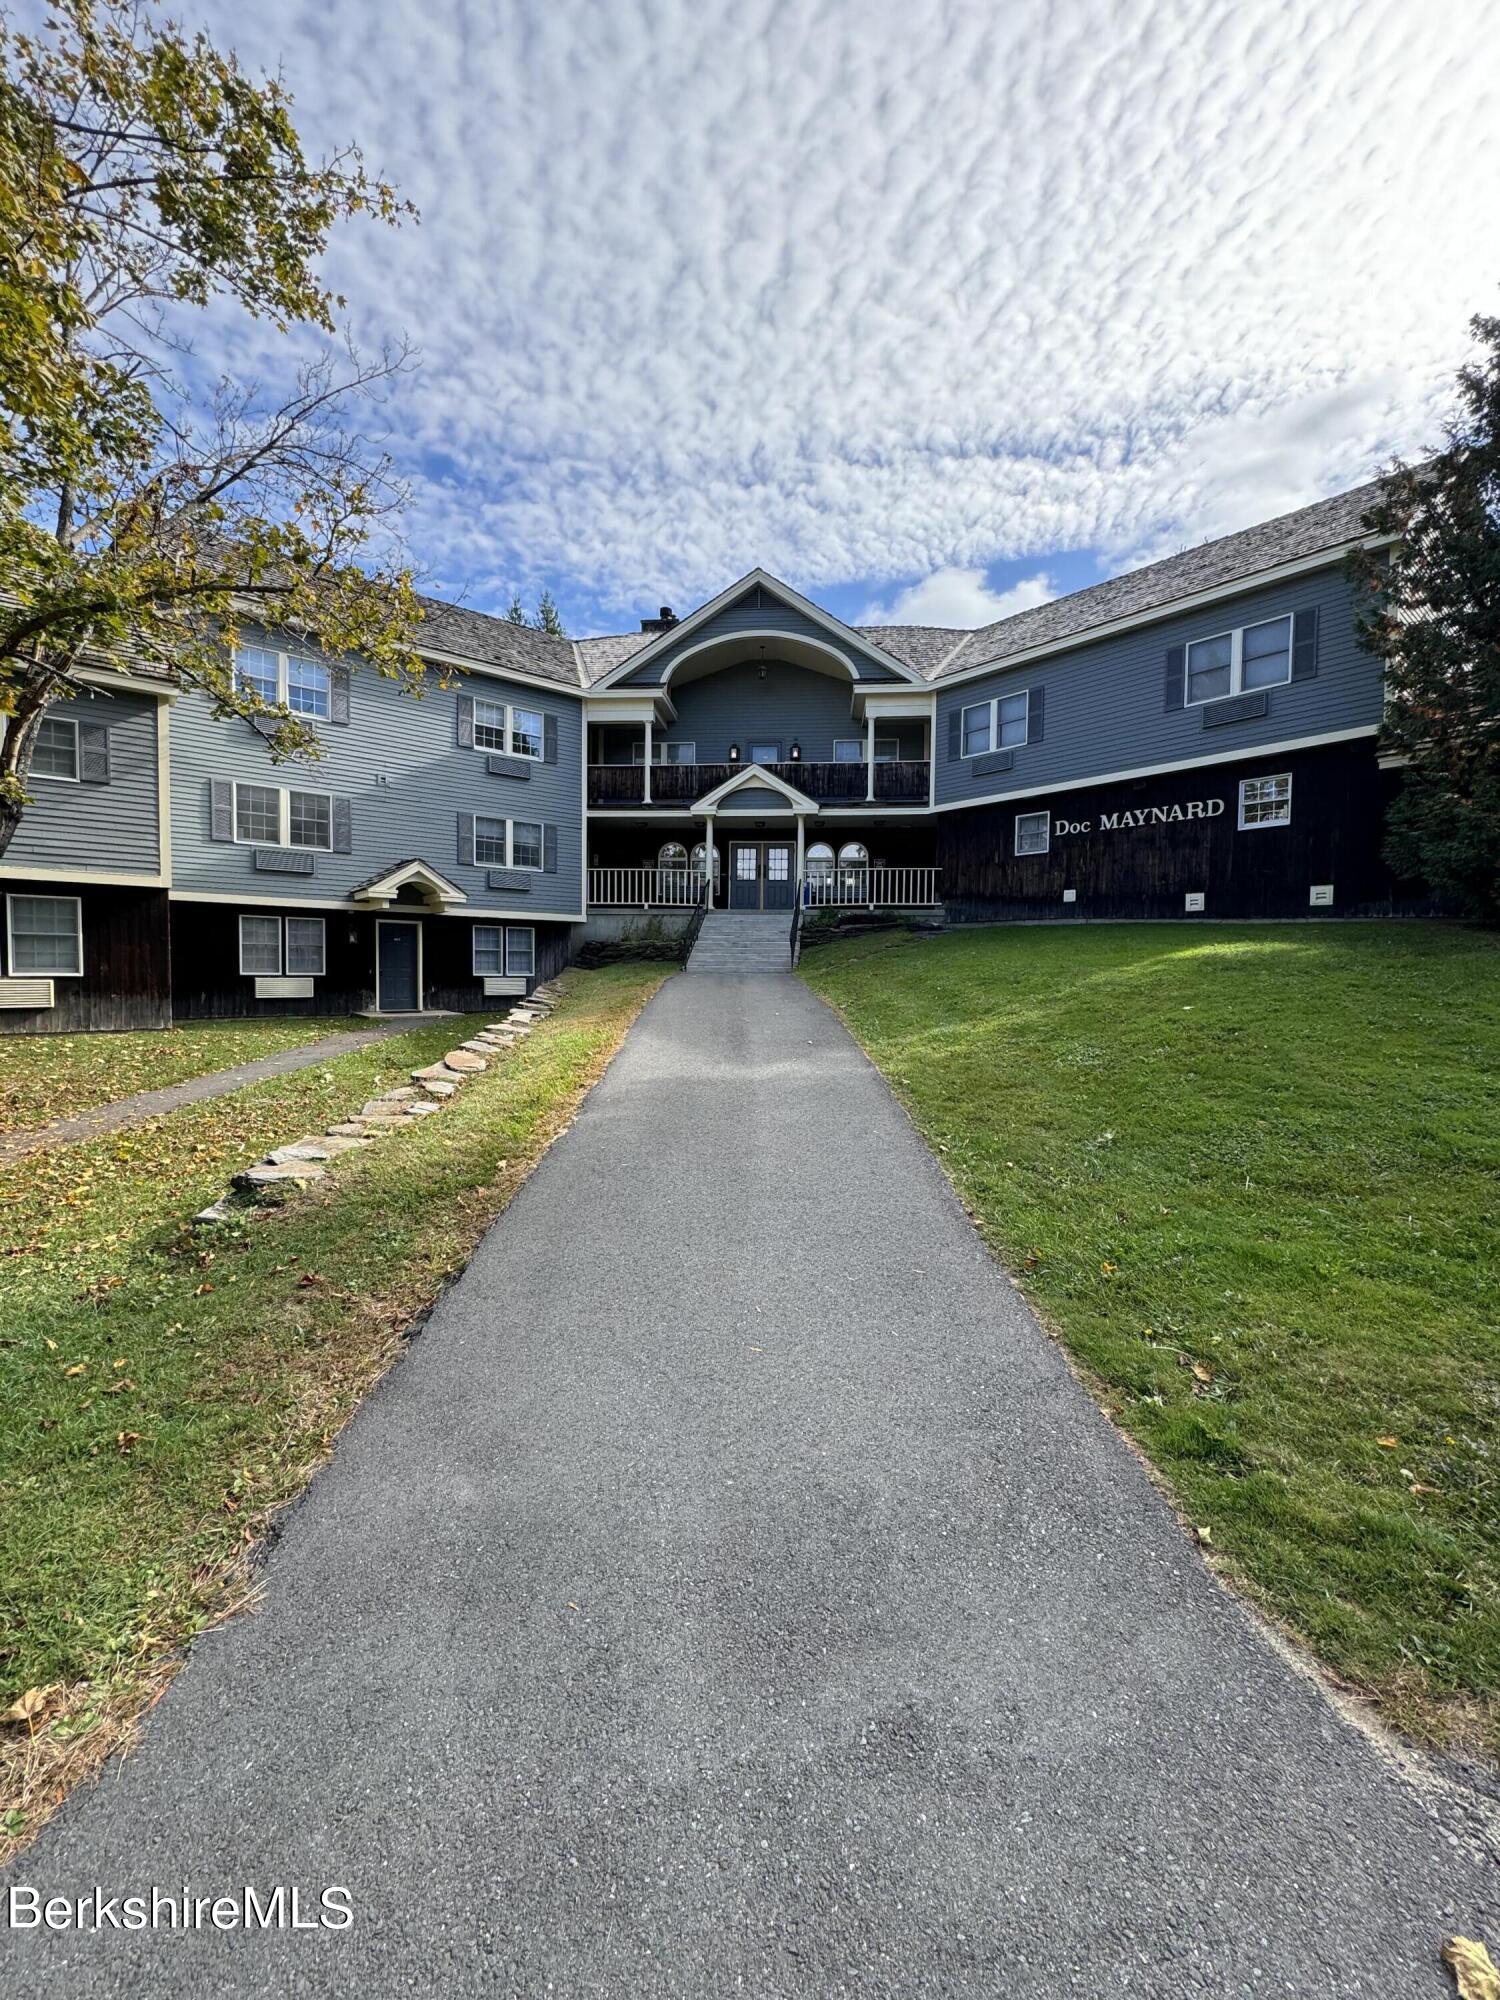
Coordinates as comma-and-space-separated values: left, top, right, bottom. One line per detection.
5, 686, 161, 876
934, 563, 1381, 806
170, 662, 584, 916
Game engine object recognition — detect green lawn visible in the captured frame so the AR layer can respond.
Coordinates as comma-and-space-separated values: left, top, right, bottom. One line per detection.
0, 1015, 377, 1135
801, 923, 1500, 1754
0, 964, 667, 1851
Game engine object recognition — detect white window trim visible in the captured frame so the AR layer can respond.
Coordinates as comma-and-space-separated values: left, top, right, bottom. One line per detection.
232, 782, 335, 851
238, 914, 283, 976
6, 892, 84, 977
473, 697, 545, 760
236, 645, 333, 719
961, 691, 1029, 758
1237, 772, 1294, 831
472, 814, 545, 871
285, 915, 327, 976
32, 714, 80, 783
833, 736, 900, 763
1015, 810, 1051, 856
471, 923, 504, 975
1185, 616, 1293, 707
504, 925, 536, 977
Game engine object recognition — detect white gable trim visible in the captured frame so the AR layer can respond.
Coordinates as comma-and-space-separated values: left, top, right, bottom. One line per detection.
692, 762, 819, 814
352, 859, 468, 908
592, 567, 923, 689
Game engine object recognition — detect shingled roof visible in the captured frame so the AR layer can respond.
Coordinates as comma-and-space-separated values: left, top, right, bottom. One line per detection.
414, 595, 583, 687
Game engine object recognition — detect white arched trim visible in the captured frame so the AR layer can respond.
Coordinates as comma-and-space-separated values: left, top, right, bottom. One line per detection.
654, 626, 859, 691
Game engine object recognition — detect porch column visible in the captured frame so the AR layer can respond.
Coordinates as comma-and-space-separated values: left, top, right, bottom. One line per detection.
866, 713, 876, 801
703, 813, 715, 908
796, 814, 806, 884
642, 717, 653, 804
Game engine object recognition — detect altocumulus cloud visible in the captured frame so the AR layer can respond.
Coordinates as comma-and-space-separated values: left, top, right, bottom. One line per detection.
165, 0, 1500, 628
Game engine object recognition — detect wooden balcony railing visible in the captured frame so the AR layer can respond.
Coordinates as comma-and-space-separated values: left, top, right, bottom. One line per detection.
587, 760, 930, 807
803, 866, 942, 909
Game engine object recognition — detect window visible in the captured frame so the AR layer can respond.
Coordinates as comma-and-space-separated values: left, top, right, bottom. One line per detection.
238, 915, 326, 977
32, 716, 79, 781
1015, 811, 1050, 856
961, 692, 1028, 757
657, 841, 689, 872
472, 698, 544, 759
749, 742, 780, 764
287, 790, 332, 850
8, 894, 82, 975
505, 927, 535, 977
837, 841, 869, 871
653, 740, 696, 764
806, 841, 835, 880
474, 815, 508, 865
833, 737, 899, 762
1238, 772, 1293, 829
474, 698, 508, 751
237, 646, 331, 718
510, 707, 544, 759
1185, 616, 1292, 705
472, 924, 504, 974
510, 820, 544, 870
690, 841, 720, 882
235, 783, 281, 845
285, 917, 326, 975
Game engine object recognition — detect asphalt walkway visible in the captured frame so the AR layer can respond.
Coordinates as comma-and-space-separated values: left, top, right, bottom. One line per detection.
5, 973, 1495, 1997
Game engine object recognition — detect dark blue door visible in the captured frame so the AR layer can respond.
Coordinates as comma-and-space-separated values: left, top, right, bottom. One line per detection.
378, 922, 419, 1011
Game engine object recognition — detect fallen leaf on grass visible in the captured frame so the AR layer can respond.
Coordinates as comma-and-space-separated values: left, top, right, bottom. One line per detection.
1443, 1936, 1500, 2000
1409, 1483, 1442, 1497
116, 1432, 142, 1455
3, 1686, 59, 1727
1190, 1362, 1214, 1384
297, 1272, 326, 1288
1377, 1436, 1399, 1449
62, 1361, 87, 1378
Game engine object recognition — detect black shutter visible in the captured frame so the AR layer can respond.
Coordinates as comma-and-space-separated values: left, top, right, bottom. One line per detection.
1027, 685, 1045, 744
1164, 644, 1186, 712
543, 713, 558, 764
457, 814, 474, 866
210, 778, 234, 841
457, 693, 475, 748
332, 797, 352, 852
947, 708, 962, 757
543, 824, 558, 873
1291, 607, 1319, 680
78, 721, 110, 783
329, 665, 351, 724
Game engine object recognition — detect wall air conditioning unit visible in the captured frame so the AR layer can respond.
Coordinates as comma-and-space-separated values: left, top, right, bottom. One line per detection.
482, 976, 527, 997
0, 977, 55, 1008
254, 976, 315, 999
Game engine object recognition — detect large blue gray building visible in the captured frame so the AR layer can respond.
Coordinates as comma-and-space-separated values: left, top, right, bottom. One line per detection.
0, 478, 1426, 1031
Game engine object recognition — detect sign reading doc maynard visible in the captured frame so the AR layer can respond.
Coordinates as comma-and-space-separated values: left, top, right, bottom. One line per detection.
1053, 797, 1226, 837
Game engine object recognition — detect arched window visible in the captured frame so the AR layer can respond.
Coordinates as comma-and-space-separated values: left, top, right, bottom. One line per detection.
806, 842, 835, 882
657, 841, 689, 872
690, 841, 720, 883
837, 841, 869, 870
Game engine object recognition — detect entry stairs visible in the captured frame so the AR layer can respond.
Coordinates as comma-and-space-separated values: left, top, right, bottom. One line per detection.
685, 911, 794, 975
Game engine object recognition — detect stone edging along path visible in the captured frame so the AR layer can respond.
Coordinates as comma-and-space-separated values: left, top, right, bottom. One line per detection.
187, 989, 564, 1225
0, 1014, 465, 1167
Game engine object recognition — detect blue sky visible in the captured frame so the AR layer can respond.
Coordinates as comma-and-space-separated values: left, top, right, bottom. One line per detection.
177, 0, 1499, 640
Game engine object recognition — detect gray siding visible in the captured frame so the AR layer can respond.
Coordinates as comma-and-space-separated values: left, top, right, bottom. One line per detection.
718, 786, 795, 811
619, 594, 903, 687
935, 564, 1381, 807
663, 660, 863, 760
4, 686, 162, 877
170, 664, 584, 917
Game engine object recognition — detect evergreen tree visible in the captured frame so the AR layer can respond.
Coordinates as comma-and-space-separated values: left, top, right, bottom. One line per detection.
1349, 312, 1500, 921
505, 589, 527, 625
534, 589, 566, 637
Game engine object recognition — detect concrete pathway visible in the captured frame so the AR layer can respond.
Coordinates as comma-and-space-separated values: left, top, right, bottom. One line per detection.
0, 1015, 455, 1164
5, 975, 1495, 1997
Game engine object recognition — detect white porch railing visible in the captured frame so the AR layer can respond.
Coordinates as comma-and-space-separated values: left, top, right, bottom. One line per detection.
803, 866, 941, 908
588, 867, 707, 908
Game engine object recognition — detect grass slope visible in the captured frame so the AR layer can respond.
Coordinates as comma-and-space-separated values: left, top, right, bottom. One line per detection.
801, 923, 1500, 1754
0, 964, 666, 1850
0, 1016, 377, 1135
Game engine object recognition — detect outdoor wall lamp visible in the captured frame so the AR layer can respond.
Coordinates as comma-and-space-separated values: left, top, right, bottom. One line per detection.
789, 741, 801, 761
729, 743, 740, 762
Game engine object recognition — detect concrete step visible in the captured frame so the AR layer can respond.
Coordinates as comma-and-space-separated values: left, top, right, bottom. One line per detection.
686, 912, 795, 975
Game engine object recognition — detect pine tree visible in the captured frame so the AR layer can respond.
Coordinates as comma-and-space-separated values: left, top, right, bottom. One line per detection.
505, 589, 527, 626
1349, 312, 1500, 921
534, 589, 566, 637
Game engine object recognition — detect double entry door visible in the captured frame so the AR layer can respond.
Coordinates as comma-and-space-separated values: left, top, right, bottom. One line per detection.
728, 840, 795, 911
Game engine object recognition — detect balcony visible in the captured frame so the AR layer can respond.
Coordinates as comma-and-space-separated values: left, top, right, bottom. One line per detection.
587, 759, 930, 808
587, 866, 941, 910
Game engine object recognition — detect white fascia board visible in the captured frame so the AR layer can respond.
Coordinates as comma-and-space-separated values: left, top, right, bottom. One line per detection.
168, 889, 585, 920
929, 725, 1380, 813
75, 666, 179, 702
931, 539, 1395, 693
583, 691, 677, 724
414, 646, 587, 700
692, 762, 819, 812
852, 687, 937, 719
0, 864, 169, 887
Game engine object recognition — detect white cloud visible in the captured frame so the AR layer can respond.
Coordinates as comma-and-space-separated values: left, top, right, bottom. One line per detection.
160, 0, 1500, 627
861, 569, 1056, 628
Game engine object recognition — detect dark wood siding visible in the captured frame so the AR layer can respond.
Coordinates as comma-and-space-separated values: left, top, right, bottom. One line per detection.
936, 740, 1433, 923
0, 881, 171, 1034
